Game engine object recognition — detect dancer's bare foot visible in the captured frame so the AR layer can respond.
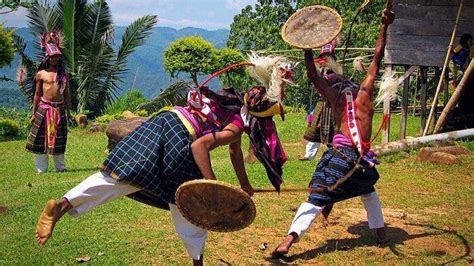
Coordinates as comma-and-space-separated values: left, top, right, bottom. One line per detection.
35, 199, 69, 244
272, 233, 297, 257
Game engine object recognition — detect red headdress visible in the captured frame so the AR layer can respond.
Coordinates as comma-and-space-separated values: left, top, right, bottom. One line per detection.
40, 31, 62, 56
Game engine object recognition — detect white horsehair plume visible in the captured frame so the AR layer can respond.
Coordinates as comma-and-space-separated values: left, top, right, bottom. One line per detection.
325, 56, 343, 75
352, 56, 366, 72
375, 71, 399, 107
247, 52, 292, 101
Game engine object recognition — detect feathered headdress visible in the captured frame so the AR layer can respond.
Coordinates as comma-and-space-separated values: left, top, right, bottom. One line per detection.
247, 52, 295, 103
40, 31, 62, 56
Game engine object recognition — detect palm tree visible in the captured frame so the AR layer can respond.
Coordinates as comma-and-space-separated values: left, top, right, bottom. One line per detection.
16, 0, 157, 116
136, 80, 191, 114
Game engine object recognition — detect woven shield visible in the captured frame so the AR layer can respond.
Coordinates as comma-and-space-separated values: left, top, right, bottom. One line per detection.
281, 5, 343, 49
175, 180, 256, 232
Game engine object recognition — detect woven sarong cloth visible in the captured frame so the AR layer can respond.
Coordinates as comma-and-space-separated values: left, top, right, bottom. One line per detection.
303, 100, 334, 144
102, 111, 202, 206
26, 103, 67, 155
308, 145, 379, 206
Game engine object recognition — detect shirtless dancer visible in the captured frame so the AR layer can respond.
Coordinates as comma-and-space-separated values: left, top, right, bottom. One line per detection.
26, 32, 70, 173
273, 8, 395, 256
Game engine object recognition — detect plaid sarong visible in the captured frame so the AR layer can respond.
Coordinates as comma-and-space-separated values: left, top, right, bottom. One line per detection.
307, 145, 379, 207
102, 111, 202, 207
26, 102, 67, 155
304, 100, 334, 144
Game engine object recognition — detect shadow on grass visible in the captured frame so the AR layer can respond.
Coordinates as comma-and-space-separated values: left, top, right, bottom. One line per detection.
61, 167, 100, 173
266, 222, 471, 264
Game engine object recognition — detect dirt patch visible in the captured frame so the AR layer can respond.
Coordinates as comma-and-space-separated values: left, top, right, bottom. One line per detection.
0, 206, 7, 215
205, 207, 471, 264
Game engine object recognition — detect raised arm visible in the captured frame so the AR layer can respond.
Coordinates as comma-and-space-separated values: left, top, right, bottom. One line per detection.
304, 50, 338, 106
359, 9, 395, 98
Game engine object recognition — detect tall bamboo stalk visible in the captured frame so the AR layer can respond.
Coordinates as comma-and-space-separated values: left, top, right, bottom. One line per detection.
423, 0, 464, 136
434, 60, 474, 133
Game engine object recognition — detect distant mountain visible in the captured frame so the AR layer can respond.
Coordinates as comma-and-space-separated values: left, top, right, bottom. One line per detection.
0, 26, 229, 99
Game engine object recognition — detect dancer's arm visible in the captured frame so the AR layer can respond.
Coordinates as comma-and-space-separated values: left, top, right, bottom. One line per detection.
191, 123, 252, 195
304, 50, 337, 107
229, 138, 254, 196
359, 9, 395, 99
30, 72, 43, 123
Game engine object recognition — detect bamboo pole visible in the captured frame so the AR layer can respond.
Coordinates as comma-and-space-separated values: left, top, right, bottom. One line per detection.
423, 0, 464, 136
373, 128, 474, 156
434, 60, 474, 134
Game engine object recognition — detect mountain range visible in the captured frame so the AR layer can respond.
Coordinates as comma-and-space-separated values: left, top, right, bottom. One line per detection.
0, 26, 230, 99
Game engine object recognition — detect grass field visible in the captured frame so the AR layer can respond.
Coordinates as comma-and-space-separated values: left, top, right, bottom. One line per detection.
0, 113, 473, 264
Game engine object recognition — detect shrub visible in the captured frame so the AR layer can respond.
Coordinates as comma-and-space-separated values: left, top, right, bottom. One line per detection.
0, 107, 30, 137
0, 118, 20, 137
135, 109, 149, 117
95, 113, 124, 124
106, 90, 147, 115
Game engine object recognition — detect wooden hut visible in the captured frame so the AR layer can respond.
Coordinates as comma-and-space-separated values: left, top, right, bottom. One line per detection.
383, 0, 474, 143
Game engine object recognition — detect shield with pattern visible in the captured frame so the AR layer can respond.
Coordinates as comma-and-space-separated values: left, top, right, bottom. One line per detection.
175, 180, 256, 232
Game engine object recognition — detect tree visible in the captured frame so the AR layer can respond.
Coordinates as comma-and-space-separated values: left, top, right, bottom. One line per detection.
227, 2, 294, 51
297, 0, 385, 49
0, 24, 16, 68
164, 36, 216, 88
213, 48, 246, 88
16, 0, 157, 116
227, 1, 311, 107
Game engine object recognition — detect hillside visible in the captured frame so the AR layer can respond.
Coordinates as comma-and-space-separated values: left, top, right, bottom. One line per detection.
0, 26, 229, 99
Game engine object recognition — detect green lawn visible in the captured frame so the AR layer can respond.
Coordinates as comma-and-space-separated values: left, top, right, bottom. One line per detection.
0, 113, 472, 264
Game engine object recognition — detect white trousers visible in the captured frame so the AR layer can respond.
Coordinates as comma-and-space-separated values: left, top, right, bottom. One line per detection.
304, 142, 320, 160
288, 191, 384, 241
35, 153, 66, 173
63, 171, 207, 260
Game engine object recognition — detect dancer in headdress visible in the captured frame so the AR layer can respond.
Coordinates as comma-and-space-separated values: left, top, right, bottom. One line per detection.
273, 8, 395, 257
300, 41, 338, 161
26, 31, 70, 173
35, 54, 294, 265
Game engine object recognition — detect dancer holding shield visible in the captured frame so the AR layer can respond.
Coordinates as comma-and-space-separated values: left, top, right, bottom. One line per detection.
273, 5, 395, 257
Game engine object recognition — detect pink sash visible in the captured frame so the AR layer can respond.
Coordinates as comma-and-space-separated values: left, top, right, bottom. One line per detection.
39, 97, 63, 153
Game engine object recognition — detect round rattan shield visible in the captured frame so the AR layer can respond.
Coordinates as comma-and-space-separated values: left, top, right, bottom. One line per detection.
281, 5, 343, 49
175, 179, 256, 232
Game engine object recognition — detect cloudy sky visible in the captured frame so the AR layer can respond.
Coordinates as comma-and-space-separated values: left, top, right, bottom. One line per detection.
1, 0, 258, 29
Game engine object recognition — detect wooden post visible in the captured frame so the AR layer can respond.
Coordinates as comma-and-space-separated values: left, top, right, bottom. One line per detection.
382, 65, 392, 144
423, 0, 464, 136
434, 60, 474, 134
419, 67, 428, 133
443, 71, 449, 106
412, 70, 419, 116
399, 65, 411, 140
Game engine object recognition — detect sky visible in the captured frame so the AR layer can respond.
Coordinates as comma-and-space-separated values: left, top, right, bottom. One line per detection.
1, 0, 258, 30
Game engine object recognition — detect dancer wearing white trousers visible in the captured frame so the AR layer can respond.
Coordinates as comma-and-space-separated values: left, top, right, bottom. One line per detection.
300, 142, 321, 161
39, 171, 207, 261
287, 192, 384, 242
35, 153, 66, 173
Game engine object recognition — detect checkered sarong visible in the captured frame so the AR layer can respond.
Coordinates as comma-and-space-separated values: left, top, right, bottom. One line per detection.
307, 145, 379, 207
102, 111, 202, 205
26, 103, 67, 155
